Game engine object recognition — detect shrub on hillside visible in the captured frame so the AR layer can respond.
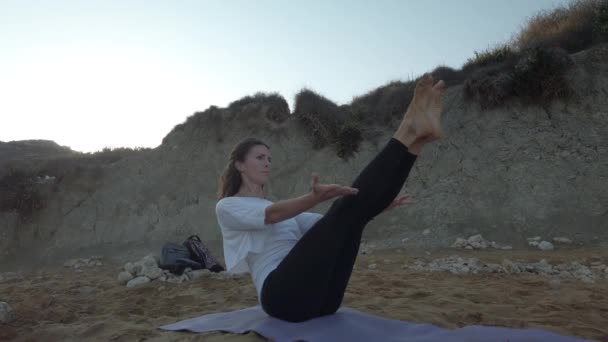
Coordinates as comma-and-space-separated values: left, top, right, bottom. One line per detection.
228, 92, 290, 123
293, 89, 342, 149
515, 0, 607, 54
334, 108, 364, 159
350, 81, 416, 126
594, 0, 608, 36
462, 45, 519, 73
431, 66, 467, 86
86, 146, 150, 163
463, 64, 515, 109
0, 169, 45, 221
511, 47, 574, 103
464, 46, 574, 109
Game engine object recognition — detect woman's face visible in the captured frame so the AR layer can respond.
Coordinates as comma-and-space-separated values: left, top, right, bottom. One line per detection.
237, 144, 272, 185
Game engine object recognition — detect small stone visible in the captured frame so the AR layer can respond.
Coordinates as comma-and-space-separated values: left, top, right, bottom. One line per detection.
143, 266, 162, 280
464, 245, 474, 250
368, 264, 377, 270
383, 259, 391, 264
142, 255, 158, 268
451, 237, 467, 248
538, 241, 555, 251
190, 269, 212, 280
500, 245, 513, 250
401, 238, 409, 243
549, 277, 561, 290
118, 271, 134, 285
124, 262, 135, 275
467, 234, 488, 249
64, 259, 79, 268
553, 237, 572, 244
157, 286, 165, 291
126, 276, 151, 288
0, 302, 14, 323
422, 229, 431, 236
527, 236, 541, 242
95, 261, 103, 266
132, 264, 144, 277
528, 241, 539, 247
167, 276, 184, 284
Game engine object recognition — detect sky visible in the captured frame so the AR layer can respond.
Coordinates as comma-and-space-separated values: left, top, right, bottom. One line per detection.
1, 0, 569, 153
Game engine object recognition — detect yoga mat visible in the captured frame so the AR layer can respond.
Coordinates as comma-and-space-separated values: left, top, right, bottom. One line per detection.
159, 306, 588, 342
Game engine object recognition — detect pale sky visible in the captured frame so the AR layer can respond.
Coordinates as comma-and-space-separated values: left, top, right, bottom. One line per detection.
1, 0, 568, 153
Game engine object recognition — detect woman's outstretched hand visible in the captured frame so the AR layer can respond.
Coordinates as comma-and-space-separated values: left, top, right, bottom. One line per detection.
310, 173, 359, 203
383, 194, 413, 212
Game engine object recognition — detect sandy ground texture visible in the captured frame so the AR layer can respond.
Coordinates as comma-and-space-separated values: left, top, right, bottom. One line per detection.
1, 247, 608, 342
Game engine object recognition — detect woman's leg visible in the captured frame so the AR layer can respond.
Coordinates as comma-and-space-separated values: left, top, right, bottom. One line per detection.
261, 74, 444, 322
261, 138, 417, 322
319, 152, 418, 315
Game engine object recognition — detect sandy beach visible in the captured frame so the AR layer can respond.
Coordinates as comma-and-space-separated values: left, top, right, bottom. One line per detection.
1, 247, 608, 341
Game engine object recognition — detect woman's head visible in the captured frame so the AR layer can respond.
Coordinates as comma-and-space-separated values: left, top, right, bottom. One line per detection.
218, 137, 271, 199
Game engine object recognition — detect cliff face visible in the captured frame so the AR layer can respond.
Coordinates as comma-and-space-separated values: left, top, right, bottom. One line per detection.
1, 45, 607, 266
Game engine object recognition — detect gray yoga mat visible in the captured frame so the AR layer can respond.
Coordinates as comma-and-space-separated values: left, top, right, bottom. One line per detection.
158, 305, 588, 342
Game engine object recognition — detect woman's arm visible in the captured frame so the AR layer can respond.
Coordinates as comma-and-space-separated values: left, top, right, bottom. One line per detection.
265, 173, 359, 224
264, 192, 319, 224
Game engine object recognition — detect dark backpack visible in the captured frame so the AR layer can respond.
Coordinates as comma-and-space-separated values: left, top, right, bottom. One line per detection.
159, 242, 204, 275
182, 235, 225, 273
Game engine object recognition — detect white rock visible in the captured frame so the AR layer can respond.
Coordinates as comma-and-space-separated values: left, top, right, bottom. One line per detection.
553, 237, 573, 244
401, 238, 409, 243
500, 245, 513, 250
126, 276, 151, 288
383, 259, 391, 264
157, 286, 165, 291
64, 259, 79, 268
538, 241, 555, 251
0, 302, 14, 323
124, 262, 135, 275
368, 264, 377, 270
143, 266, 162, 280
142, 255, 158, 268
132, 263, 144, 277
422, 229, 431, 236
118, 271, 134, 285
464, 245, 474, 250
190, 269, 212, 280
528, 241, 539, 247
451, 238, 468, 248
527, 236, 541, 242
549, 277, 561, 290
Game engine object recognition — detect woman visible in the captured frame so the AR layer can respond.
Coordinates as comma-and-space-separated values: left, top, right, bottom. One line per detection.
216, 74, 445, 323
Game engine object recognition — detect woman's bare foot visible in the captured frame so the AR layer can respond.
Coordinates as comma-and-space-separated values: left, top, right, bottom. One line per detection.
394, 73, 445, 154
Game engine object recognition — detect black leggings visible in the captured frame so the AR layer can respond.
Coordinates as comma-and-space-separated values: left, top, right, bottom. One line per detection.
260, 137, 418, 322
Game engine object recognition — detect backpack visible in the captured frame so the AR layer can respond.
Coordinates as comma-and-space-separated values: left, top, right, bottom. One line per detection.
182, 235, 225, 273
159, 242, 205, 275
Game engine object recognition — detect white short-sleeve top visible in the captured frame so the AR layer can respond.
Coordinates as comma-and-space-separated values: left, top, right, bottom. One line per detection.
215, 196, 323, 299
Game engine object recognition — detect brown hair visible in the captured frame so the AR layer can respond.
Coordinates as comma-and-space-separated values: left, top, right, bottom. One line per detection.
217, 137, 270, 199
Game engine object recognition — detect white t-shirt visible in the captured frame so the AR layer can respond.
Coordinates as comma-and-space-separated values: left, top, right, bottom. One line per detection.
215, 196, 323, 300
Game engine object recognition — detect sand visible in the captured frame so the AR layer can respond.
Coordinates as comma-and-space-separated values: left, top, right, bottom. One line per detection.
1, 247, 608, 341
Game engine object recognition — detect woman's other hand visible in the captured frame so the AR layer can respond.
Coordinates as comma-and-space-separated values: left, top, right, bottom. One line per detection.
383, 194, 412, 212
310, 173, 358, 203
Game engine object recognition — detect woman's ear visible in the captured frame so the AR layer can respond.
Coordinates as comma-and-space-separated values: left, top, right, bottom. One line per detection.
235, 161, 243, 172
